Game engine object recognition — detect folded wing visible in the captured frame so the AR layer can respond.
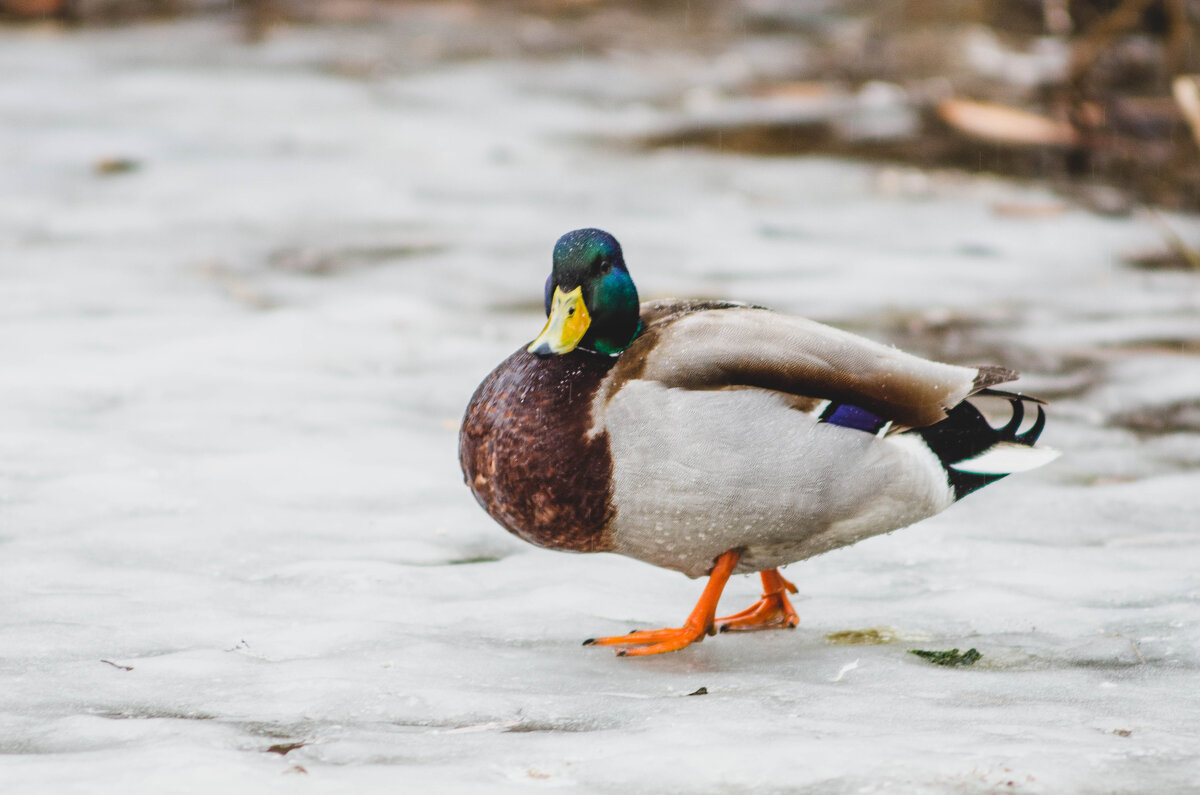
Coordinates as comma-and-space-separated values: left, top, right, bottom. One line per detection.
627, 303, 1012, 429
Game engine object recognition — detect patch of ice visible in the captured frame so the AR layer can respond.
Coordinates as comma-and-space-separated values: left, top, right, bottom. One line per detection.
1, 12, 1199, 794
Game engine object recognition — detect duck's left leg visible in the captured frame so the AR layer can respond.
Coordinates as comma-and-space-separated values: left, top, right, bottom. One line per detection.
584, 549, 739, 657
715, 568, 799, 632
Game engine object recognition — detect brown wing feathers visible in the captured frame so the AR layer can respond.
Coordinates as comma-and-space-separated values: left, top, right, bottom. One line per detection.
623, 304, 1016, 429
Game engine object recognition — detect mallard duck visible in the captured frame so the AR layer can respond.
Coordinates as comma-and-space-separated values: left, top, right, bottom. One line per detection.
459, 228, 1058, 656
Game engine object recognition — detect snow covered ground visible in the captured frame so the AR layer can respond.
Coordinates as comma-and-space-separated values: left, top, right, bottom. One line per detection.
2, 11, 1199, 793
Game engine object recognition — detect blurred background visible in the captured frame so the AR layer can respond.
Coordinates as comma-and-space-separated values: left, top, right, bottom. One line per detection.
5, 0, 1200, 211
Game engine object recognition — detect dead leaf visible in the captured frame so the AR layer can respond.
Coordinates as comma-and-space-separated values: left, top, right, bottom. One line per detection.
1172, 75, 1200, 151
991, 201, 1071, 218
937, 98, 1079, 147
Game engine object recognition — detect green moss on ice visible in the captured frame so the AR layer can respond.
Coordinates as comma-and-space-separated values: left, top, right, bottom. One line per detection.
908, 648, 982, 667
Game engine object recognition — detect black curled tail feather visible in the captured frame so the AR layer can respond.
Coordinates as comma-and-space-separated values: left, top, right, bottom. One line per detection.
914, 397, 1047, 500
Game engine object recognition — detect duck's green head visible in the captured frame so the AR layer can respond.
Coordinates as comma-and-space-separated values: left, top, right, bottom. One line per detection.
528, 228, 640, 356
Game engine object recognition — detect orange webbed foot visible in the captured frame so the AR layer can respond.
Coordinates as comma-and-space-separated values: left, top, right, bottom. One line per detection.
716, 568, 800, 633
584, 623, 712, 656
583, 550, 740, 657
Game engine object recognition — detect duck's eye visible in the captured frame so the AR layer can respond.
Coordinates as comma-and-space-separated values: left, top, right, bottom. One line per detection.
599, 260, 611, 273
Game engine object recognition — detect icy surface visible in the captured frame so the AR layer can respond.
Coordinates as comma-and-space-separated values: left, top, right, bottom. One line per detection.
2, 14, 1200, 794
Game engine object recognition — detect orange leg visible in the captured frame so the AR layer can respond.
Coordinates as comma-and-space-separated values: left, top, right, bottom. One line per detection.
584, 550, 740, 657
715, 568, 799, 633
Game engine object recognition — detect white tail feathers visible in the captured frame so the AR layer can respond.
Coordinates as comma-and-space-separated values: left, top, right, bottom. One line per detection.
949, 442, 1061, 475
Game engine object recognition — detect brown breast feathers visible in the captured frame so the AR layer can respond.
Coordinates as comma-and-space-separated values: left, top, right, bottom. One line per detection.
459, 348, 617, 553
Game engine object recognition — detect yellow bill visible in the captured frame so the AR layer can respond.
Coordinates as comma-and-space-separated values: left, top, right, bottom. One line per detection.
527, 285, 591, 355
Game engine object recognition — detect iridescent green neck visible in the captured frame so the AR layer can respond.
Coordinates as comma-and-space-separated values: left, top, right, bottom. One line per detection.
588, 319, 641, 355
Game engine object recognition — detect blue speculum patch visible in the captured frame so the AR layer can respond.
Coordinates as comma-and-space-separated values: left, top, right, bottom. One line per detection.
820, 403, 887, 434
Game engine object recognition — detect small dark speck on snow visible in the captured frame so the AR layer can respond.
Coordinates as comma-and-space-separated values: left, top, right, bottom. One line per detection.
267, 741, 306, 755
99, 659, 134, 671
446, 555, 505, 565
94, 157, 140, 175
